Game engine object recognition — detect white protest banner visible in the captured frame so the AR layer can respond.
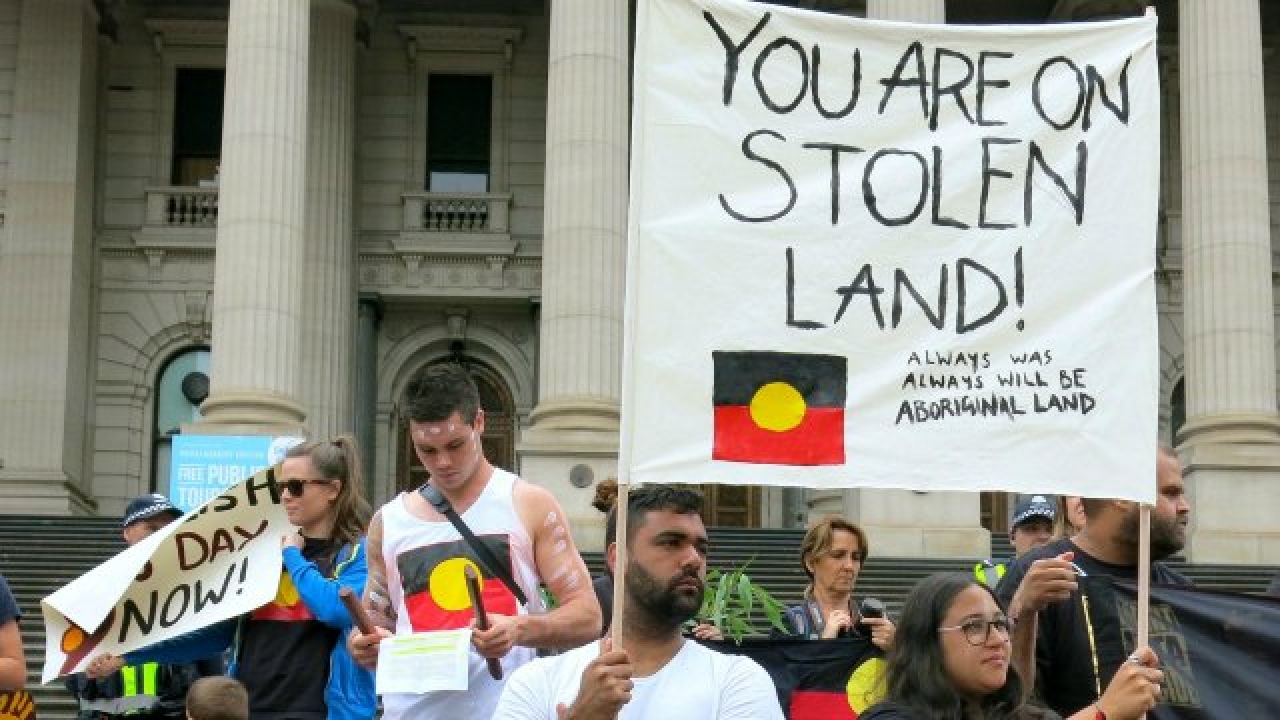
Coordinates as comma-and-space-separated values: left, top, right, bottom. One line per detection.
622, 0, 1160, 502
41, 466, 291, 683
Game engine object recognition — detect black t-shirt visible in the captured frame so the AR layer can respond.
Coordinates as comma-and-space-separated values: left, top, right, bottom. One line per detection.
240, 537, 341, 720
0, 575, 19, 625
995, 537, 1192, 718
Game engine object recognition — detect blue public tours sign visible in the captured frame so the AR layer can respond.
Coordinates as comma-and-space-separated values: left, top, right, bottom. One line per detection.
169, 435, 303, 512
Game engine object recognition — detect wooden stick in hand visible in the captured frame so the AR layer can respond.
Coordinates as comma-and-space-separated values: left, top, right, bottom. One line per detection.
465, 565, 504, 680
340, 587, 377, 636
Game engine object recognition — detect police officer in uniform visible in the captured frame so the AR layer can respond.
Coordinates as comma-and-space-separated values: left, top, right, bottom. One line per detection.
975, 495, 1056, 587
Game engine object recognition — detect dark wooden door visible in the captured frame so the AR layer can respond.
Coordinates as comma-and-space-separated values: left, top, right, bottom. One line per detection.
699, 484, 761, 527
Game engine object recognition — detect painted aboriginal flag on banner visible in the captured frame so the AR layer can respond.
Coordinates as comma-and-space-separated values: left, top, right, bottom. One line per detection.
711, 351, 847, 465
1090, 579, 1280, 719
701, 636, 885, 719
396, 535, 519, 632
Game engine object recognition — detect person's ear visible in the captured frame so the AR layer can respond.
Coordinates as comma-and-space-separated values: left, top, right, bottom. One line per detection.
606, 542, 617, 574
473, 409, 486, 436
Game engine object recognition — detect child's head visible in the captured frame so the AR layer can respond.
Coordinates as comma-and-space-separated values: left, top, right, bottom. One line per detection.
186, 677, 248, 720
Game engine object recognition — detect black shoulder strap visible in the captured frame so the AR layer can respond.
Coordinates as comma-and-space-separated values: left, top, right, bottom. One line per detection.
419, 483, 530, 607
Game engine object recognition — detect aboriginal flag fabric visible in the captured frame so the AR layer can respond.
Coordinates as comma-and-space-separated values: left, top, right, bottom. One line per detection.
397, 535, 519, 633
250, 572, 315, 622
712, 351, 847, 465
703, 636, 884, 719
1097, 580, 1280, 719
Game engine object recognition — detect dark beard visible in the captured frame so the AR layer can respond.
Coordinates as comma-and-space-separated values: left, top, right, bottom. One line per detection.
1119, 507, 1185, 561
625, 560, 703, 631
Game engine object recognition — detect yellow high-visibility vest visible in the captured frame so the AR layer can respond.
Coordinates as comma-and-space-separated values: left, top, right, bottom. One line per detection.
973, 561, 1006, 587
119, 662, 159, 698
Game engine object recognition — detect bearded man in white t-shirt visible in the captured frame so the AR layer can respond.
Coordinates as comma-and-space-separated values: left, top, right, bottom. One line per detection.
493, 485, 784, 720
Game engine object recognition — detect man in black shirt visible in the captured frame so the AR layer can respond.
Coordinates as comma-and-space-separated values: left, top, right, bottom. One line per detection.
996, 447, 1189, 719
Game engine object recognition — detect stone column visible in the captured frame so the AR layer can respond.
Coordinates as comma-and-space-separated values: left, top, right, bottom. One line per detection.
0, 0, 99, 514
298, 0, 357, 441
825, 0, 987, 558
1177, 0, 1280, 563
199, 0, 310, 432
354, 295, 381, 500
866, 0, 943, 22
518, 0, 629, 548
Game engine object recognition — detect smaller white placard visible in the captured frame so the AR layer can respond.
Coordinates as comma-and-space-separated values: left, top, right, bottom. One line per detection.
375, 629, 473, 695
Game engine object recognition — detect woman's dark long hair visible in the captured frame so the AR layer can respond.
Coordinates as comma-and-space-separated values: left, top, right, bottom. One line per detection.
284, 434, 371, 548
880, 572, 1031, 720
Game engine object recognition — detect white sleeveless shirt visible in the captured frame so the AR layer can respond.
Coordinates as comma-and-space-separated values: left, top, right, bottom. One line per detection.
380, 468, 545, 720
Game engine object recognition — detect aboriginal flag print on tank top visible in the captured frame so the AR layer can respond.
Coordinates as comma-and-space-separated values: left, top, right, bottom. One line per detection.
397, 535, 519, 632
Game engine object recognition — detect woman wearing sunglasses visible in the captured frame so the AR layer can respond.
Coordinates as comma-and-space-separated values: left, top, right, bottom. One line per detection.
862, 573, 1162, 720
89, 436, 376, 720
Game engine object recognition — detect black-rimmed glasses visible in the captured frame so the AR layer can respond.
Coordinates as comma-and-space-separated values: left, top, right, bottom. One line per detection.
282, 478, 333, 497
938, 615, 1014, 646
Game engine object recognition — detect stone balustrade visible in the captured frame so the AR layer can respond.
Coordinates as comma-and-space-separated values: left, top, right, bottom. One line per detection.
144, 186, 220, 228
402, 192, 511, 233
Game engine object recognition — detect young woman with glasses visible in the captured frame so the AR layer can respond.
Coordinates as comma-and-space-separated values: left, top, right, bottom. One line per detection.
862, 573, 1162, 720
88, 436, 377, 720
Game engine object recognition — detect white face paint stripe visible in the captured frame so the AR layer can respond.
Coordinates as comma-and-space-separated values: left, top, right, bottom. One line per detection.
412, 422, 459, 439
547, 563, 583, 590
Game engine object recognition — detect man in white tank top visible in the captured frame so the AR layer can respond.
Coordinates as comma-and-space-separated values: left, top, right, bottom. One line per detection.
493, 485, 784, 720
348, 365, 602, 720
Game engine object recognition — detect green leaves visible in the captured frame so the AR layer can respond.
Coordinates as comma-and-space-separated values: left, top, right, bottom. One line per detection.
696, 558, 790, 643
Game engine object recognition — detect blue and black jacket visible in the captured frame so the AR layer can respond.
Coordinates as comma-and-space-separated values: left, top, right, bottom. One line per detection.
126, 540, 375, 720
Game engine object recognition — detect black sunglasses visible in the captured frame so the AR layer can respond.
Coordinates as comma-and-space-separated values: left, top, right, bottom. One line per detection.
281, 478, 333, 497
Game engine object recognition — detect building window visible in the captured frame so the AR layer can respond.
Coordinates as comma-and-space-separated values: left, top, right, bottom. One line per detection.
171, 67, 225, 186
152, 348, 211, 494
426, 74, 492, 192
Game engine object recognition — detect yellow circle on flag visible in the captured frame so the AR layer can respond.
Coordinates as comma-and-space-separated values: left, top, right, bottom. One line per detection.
847, 656, 888, 712
749, 381, 806, 432
429, 557, 484, 611
274, 573, 300, 606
